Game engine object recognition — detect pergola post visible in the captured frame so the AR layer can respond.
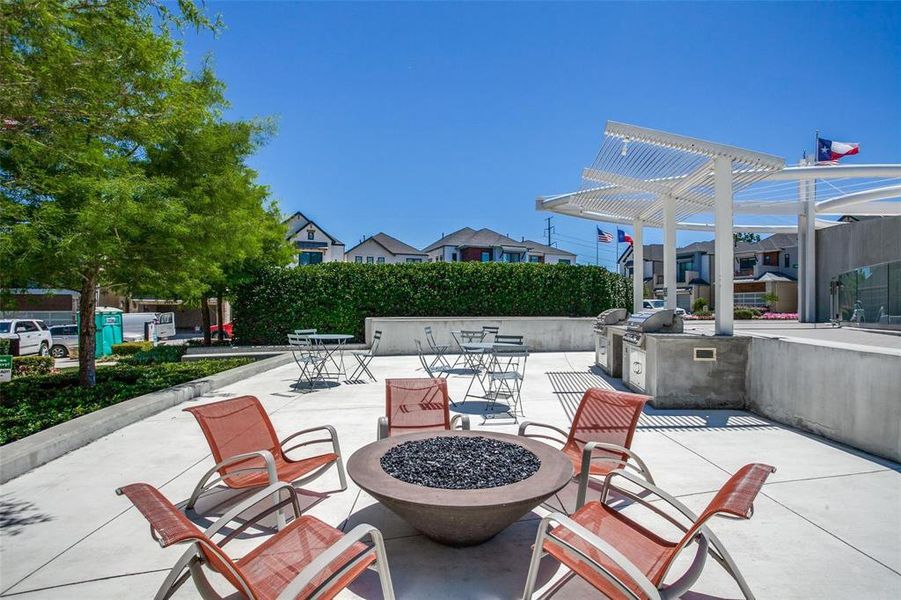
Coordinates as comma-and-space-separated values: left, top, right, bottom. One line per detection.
632, 221, 644, 313
662, 195, 677, 310
803, 180, 817, 322
713, 156, 734, 335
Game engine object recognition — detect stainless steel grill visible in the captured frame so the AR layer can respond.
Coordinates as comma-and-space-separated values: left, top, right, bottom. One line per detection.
623, 310, 684, 347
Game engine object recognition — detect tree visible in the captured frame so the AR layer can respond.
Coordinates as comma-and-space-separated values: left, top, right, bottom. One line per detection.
0, 0, 225, 385
733, 232, 761, 246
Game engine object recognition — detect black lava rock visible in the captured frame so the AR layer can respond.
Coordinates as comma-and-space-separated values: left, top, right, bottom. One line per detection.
380, 436, 541, 489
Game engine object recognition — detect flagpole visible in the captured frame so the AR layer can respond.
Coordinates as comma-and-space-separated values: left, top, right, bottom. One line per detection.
595, 230, 599, 266
814, 130, 819, 164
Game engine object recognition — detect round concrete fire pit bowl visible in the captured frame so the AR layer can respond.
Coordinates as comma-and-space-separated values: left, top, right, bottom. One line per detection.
347, 430, 571, 546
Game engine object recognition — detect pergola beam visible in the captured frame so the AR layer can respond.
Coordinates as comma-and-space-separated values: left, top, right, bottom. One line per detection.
815, 184, 901, 213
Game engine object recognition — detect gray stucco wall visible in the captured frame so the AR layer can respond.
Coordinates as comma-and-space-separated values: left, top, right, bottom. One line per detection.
747, 337, 901, 462
815, 216, 901, 321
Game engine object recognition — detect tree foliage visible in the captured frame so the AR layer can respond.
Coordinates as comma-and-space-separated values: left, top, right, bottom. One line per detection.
0, 1, 288, 384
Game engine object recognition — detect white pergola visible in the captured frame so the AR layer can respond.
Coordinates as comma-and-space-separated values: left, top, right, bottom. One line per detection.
537, 122, 901, 334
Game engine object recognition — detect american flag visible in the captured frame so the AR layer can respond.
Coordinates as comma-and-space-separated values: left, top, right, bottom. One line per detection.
597, 227, 614, 243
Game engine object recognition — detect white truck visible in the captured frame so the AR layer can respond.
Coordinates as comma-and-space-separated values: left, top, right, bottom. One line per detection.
121, 312, 176, 342
0, 318, 53, 356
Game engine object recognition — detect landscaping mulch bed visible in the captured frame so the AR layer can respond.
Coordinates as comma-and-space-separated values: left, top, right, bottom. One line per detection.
380, 436, 541, 489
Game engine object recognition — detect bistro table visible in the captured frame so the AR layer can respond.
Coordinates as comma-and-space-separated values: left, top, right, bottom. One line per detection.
307, 333, 353, 380
460, 341, 527, 402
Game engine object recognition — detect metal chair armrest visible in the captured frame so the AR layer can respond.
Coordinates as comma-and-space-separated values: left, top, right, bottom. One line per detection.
203, 481, 302, 540
450, 414, 470, 431
602, 469, 701, 524
275, 523, 394, 600
582, 442, 655, 484
281, 424, 341, 456
186, 450, 278, 509
517, 421, 569, 447
542, 512, 661, 600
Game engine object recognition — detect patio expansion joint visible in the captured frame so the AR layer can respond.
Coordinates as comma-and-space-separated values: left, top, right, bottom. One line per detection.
658, 430, 901, 579
0, 453, 212, 596
0, 569, 169, 598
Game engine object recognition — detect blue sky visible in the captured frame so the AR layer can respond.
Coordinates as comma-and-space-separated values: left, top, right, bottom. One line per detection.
178, 1, 900, 268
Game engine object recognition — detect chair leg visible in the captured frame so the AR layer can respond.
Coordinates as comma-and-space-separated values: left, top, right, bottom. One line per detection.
370, 528, 396, 600
154, 549, 197, 600
522, 518, 551, 600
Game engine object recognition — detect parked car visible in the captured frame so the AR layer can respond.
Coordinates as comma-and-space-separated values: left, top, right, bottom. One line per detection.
48, 324, 79, 358
0, 318, 53, 356
122, 312, 176, 342
643, 299, 687, 316
210, 322, 233, 339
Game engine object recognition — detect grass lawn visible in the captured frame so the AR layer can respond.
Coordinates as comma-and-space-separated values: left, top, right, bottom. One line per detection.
0, 359, 252, 445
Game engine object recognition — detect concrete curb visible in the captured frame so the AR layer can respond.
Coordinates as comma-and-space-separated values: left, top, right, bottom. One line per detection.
0, 353, 293, 484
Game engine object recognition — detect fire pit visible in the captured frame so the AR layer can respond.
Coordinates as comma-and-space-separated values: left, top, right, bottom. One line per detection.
347, 430, 571, 546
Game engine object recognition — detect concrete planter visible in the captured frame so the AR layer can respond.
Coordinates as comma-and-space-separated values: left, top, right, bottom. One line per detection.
347, 431, 572, 546
0, 353, 293, 483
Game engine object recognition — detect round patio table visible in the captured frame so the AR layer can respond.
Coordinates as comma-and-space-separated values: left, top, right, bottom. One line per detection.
307, 333, 353, 379
347, 430, 570, 546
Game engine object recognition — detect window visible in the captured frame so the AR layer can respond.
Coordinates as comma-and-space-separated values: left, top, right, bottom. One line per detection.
737, 257, 755, 273
763, 251, 779, 266
451, 252, 458, 262
501, 252, 522, 263
528, 256, 541, 263
366, 256, 374, 264
307, 230, 315, 240
298, 251, 322, 265
784, 252, 790, 268
16, 321, 38, 333
677, 260, 694, 281
558, 259, 571, 265
355, 256, 363, 263
377, 257, 385, 264
480, 251, 491, 262
406, 258, 422, 263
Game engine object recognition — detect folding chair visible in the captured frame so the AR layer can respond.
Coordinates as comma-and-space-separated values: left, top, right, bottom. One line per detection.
494, 333, 524, 345
452, 329, 487, 369
117, 481, 395, 600
522, 463, 776, 600
480, 346, 528, 421
424, 326, 451, 369
414, 339, 449, 379
183, 396, 346, 527
519, 388, 654, 509
378, 377, 469, 439
294, 328, 317, 338
348, 330, 381, 381
288, 333, 326, 389
481, 325, 500, 342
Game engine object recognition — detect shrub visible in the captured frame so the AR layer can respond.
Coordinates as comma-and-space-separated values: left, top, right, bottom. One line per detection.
760, 312, 798, 320
0, 338, 10, 355
120, 345, 186, 365
0, 359, 252, 444
112, 341, 153, 355
691, 297, 708, 313
233, 262, 632, 344
12, 356, 54, 377
734, 308, 756, 320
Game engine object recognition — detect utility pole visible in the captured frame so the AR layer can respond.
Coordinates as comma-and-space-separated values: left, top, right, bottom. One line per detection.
543, 216, 555, 247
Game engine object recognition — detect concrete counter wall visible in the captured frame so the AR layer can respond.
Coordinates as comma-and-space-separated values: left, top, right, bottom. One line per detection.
747, 337, 901, 462
364, 316, 595, 354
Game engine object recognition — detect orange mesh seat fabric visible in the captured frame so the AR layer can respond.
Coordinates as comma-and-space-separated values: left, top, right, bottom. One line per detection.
562, 389, 649, 475
223, 452, 339, 489
545, 501, 677, 599
119, 483, 203, 547
237, 515, 375, 600
184, 396, 338, 489
385, 378, 451, 437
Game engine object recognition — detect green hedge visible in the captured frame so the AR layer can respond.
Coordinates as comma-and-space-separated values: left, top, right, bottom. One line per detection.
119, 345, 186, 365
0, 359, 252, 444
13, 356, 54, 377
233, 262, 632, 344
112, 342, 154, 355
0, 339, 10, 355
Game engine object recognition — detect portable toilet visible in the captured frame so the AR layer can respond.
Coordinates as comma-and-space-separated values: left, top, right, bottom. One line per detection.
77, 307, 124, 357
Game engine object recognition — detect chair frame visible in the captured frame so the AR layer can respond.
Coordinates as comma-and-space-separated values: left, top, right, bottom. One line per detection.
117, 482, 395, 600
451, 329, 487, 369
377, 377, 469, 439
415, 339, 452, 379
184, 397, 347, 530
519, 388, 654, 509
471, 346, 528, 421
522, 465, 775, 600
288, 333, 327, 389
424, 326, 452, 370
349, 330, 381, 381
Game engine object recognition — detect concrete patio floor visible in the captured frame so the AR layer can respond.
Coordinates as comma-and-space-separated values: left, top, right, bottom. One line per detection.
1, 352, 899, 599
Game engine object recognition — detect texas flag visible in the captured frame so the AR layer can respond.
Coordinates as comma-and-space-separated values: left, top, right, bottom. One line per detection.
617, 229, 633, 245
817, 137, 859, 163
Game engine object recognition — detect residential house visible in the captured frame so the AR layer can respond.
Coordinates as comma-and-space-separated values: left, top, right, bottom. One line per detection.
284, 212, 345, 265
345, 233, 428, 264
422, 227, 576, 264
618, 233, 798, 312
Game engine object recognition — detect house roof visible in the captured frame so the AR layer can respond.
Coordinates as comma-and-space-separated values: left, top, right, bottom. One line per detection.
756, 271, 796, 282
283, 211, 344, 246
619, 233, 798, 264
521, 240, 577, 258
346, 232, 427, 256
422, 227, 527, 252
